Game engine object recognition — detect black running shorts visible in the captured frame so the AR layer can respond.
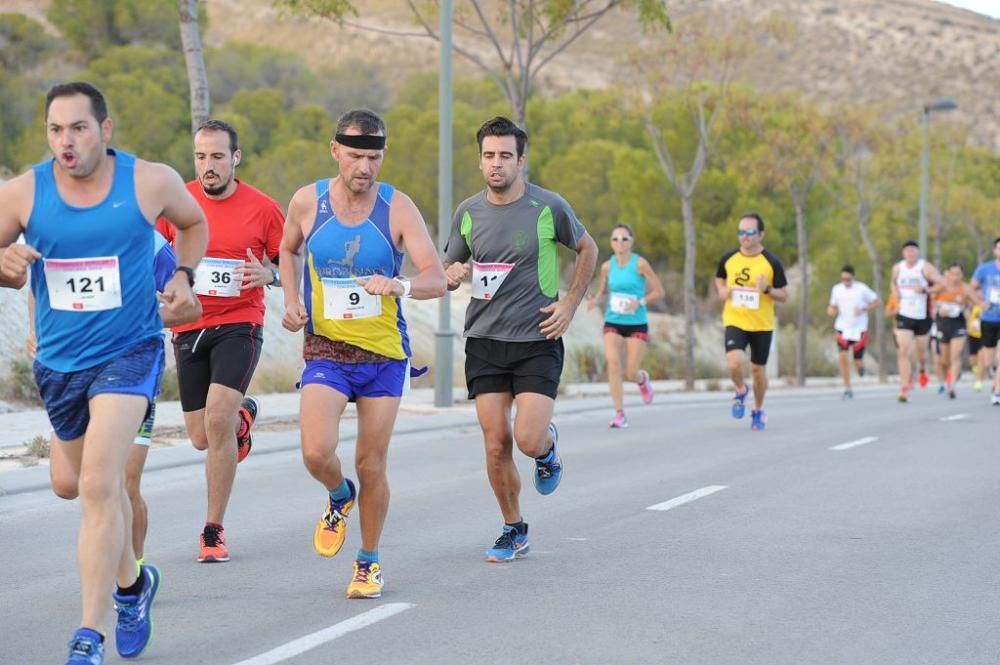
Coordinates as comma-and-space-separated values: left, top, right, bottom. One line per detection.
936, 316, 967, 343
896, 314, 933, 336
724, 326, 773, 366
981, 320, 1000, 349
465, 337, 563, 400
172, 323, 263, 412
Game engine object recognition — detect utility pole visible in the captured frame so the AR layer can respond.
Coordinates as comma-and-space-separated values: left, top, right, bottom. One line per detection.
434, 0, 454, 407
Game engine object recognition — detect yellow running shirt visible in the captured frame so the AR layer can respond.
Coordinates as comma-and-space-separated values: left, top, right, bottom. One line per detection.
716, 249, 787, 332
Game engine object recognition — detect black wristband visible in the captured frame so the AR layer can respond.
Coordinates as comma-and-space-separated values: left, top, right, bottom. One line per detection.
174, 266, 195, 287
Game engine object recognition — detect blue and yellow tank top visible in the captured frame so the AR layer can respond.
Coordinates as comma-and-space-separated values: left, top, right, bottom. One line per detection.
605, 253, 647, 325
304, 180, 410, 360
26, 150, 161, 373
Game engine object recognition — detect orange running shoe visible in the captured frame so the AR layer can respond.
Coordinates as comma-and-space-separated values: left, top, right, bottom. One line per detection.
314, 479, 356, 558
346, 560, 384, 599
236, 397, 260, 463
198, 523, 229, 562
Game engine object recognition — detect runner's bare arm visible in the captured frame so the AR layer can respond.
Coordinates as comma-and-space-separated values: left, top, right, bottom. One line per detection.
587, 261, 610, 310
923, 262, 945, 292
385, 191, 446, 300
968, 276, 984, 305
638, 257, 665, 304
142, 163, 208, 271
566, 232, 598, 307
0, 172, 40, 287
539, 231, 598, 339
279, 187, 310, 332
889, 264, 901, 301
715, 277, 730, 301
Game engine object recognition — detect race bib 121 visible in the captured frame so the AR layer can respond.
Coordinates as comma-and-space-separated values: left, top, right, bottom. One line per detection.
44, 256, 122, 312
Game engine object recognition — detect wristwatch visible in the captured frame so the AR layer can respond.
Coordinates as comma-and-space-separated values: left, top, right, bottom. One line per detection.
175, 266, 195, 287
268, 268, 280, 287
394, 277, 412, 298
763, 285, 772, 294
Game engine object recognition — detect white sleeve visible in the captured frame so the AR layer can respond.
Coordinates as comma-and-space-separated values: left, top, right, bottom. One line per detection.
829, 286, 838, 306
865, 285, 878, 304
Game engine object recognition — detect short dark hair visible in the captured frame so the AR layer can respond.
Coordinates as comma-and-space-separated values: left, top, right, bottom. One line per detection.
947, 262, 963, 271
336, 109, 386, 137
196, 119, 239, 153
994, 237, 1000, 248
613, 223, 634, 238
476, 116, 528, 158
45, 81, 108, 124
739, 212, 764, 232
841, 264, 855, 275
902, 239, 919, 250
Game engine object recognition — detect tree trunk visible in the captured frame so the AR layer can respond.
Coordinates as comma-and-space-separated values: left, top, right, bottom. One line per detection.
179, 0, 210, 134
857, 204, 888, 383
512, 91, 530, 181
793, 195, 808, 387
681, 194, 697, 389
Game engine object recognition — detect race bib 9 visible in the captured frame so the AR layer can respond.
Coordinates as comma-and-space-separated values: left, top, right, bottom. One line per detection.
472, 262, 515, 300
731, 287, 760, 310
322, 278, 381, 320
44, 256, 122, 312
609, 292, 637, 314
194, 257, 242, 297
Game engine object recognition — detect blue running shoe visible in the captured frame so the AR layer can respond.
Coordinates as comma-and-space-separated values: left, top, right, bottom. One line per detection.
485, 524, 530, 562
66, 628, 104, 664
731, 386, 749, 419
751, 409, 767, 431
534, 422, 562, 495
113, 563, 160, 658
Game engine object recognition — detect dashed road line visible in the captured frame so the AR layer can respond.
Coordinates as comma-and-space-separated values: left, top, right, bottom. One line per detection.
830, 436, 879, 451
647, 485, 728, 512
230, 603, 414, 665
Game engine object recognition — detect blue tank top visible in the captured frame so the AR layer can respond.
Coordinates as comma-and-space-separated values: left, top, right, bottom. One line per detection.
27, 150, 161, 372
303, 180, 410, 359
605, 253, 647, 325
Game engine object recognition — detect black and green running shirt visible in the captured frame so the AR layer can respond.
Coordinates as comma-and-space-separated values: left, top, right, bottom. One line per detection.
444, 184, 586, 341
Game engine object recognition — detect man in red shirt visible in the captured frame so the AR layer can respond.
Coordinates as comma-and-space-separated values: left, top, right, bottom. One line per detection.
157, 119, 284, 563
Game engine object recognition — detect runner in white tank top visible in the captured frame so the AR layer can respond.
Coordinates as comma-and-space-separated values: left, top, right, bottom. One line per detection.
890, 240, 943, 402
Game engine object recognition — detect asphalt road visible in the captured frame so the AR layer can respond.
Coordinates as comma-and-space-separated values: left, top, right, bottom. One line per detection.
1, 384, 998, 665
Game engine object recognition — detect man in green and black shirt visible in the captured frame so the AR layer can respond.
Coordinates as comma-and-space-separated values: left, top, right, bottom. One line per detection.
444, 116, 598, 563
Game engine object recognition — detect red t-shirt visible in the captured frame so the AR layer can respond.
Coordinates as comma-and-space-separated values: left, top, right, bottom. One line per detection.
157, 180, 284, 332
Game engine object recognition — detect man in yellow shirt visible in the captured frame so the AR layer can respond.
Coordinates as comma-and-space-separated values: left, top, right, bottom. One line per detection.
967, 303, 985, 391
714, 212, 788, 431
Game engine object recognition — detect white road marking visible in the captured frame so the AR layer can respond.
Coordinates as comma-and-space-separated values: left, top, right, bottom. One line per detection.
230, 603, 414, 665
829, 436, 879, 451
647, 485, 728, 512
940, 413, 969, 421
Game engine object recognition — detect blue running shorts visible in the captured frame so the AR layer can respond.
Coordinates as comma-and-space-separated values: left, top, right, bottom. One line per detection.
300, 358, 409, 401
33, 336, 165, 441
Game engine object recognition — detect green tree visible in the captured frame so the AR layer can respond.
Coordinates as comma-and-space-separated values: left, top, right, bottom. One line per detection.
0, 13, 58, 73
47, 0, 184, 57
207, 41, 316, 106
230, 88, 287, 153
274, 0, 670, 146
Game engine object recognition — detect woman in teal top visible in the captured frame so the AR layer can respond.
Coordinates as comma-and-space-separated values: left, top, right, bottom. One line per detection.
587, 223, 665, 428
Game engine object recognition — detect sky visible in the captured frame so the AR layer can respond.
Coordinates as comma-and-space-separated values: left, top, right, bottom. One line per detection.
934, 0, 1000, 18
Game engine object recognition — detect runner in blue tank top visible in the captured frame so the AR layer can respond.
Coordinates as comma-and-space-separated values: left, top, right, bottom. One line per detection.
587, 223, 665, 428
280, 109, 445, 599
0, 82, 207, 665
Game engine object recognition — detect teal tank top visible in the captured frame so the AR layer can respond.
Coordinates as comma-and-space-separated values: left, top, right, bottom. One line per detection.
605, 253, 647, 325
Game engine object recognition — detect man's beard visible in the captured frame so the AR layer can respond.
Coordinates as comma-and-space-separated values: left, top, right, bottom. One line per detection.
201, 173, 232, 196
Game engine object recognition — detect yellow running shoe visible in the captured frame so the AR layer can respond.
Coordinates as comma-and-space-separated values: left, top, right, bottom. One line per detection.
346, 560, 383, 599
313, 479, 356, 558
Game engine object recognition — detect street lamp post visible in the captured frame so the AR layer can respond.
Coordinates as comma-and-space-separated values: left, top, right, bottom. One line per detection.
434, 0, 454, 407
918, 97, 957, 252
